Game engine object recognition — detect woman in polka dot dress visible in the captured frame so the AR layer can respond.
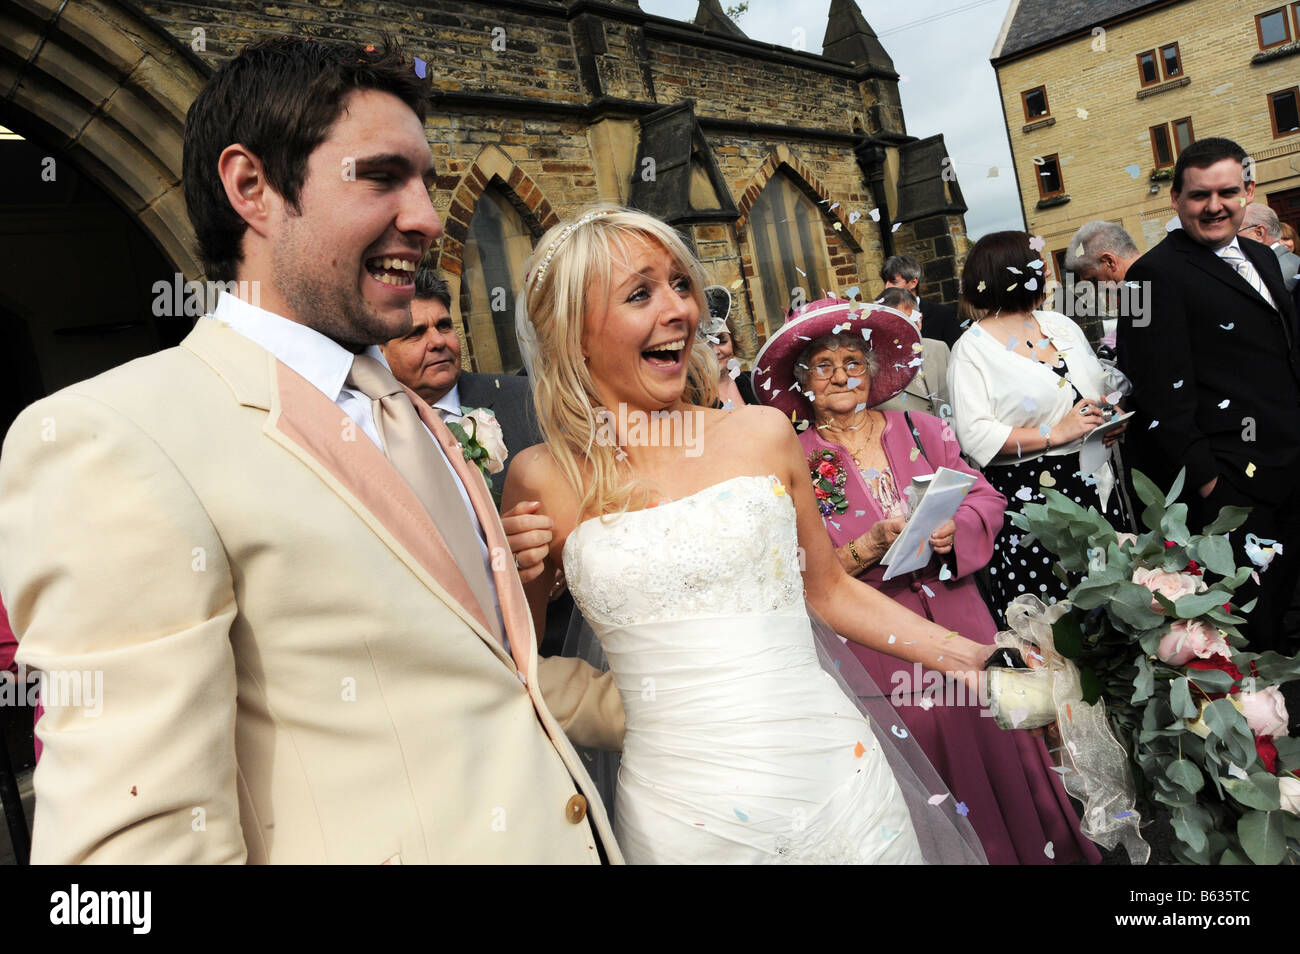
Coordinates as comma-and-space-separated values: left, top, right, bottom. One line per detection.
947, 231, 1134, 626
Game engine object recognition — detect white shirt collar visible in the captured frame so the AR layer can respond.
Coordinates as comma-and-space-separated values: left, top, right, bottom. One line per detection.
211, 292, 389, 399
433, 383, 462, 418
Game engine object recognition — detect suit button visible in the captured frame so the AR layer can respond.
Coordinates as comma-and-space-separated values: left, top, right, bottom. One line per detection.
565, 794, 588, 824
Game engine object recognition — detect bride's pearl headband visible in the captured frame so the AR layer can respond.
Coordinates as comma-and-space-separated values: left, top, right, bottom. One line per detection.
528, 209, 617, 285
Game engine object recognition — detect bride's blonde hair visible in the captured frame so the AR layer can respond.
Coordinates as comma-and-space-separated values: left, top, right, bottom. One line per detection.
517, 205, 718, 519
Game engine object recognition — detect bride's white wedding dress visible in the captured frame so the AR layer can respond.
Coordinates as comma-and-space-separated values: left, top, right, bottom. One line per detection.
563, 473, 926, 864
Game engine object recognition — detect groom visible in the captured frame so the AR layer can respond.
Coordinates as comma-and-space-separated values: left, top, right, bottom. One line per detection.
0, 36, 623, 863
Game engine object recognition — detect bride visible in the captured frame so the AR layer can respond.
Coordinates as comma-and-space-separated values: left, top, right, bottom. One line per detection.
504, 206, 994, 865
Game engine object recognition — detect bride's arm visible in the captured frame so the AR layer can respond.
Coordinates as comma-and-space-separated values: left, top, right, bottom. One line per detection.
502, 445, 567, 639
759, 411, 991, 678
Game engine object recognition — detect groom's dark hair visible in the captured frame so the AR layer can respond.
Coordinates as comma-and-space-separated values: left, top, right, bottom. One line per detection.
183, 35, 427, 282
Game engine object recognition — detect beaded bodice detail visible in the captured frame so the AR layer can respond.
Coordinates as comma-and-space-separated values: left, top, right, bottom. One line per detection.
562, 474, 804, 627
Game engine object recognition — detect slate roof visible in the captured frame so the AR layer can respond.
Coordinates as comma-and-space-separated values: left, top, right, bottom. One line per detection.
994, 0, 1182, 60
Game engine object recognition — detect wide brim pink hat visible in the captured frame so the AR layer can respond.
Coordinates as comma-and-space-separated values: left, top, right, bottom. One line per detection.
752, 298, 921, 423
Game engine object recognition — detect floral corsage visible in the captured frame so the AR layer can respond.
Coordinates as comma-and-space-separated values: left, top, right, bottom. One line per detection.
447, 407, 508, 480
807, 449, 849, 516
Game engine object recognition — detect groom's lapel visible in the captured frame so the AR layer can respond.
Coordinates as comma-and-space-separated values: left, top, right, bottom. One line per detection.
408, 389, 536, 681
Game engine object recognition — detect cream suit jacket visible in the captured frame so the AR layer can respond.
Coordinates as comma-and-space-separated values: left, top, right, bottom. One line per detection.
0, 317, 624, 864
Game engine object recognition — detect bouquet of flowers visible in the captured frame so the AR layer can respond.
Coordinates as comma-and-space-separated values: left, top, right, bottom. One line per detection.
1010, 468, 1300, 864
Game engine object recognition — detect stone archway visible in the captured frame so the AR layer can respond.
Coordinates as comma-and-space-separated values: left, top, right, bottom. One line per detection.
0, 0, 208, 277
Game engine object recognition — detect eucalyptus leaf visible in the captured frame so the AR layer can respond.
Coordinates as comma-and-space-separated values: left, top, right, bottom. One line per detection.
1187, 668, 1236, 693
1174, 591, 1233, 619
1169, 677, 1198, 718
1167, 758, 1203, 793
1164, 468, 1187, 506
1203, 505, 1251, 536
1132, 654, 1154, 704
1238, 810, 1286, 865
1170, 810, 1208, 853
1131, 469, 1165, 510
1274, 736, 1300, 772
1194, 535, 1236, 577
1222, 773, 1280, 811
1218, 847, 1248, 864
1160, 503, 1191, 546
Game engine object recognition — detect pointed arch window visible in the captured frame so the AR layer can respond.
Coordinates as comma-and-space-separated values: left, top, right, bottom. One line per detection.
461, 187, 535, 374
746, 171, 835, 335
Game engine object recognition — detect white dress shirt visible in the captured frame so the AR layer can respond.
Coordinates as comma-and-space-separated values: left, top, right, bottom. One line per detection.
433, 383, 463, 424
210, 294, 504, 637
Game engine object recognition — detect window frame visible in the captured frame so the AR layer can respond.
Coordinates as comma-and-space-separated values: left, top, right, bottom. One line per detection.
1159, 42, 1183, 78
1035, 153, 1065, 199
1256, 6, 1292, 50
1268, 86, 1300, 138
1136, 49, 1161, 87
1021, 85, 1050, 122
1150, 124, 1175, 169
1172, 116, 1195, 154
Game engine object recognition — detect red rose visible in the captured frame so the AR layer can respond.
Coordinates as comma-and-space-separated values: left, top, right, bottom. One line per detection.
1164, 540, 1177, 549
1256, 736, 1278, 774
1185, 559, 1203, 576
818, 461, 838, 479
815, 487, 829, 500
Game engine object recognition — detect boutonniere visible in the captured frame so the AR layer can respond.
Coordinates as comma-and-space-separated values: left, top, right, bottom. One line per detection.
446, 407, 508, 479
807, 449, 849, 517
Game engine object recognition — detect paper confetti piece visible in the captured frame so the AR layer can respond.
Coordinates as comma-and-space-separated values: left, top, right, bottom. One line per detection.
868, 208, 881, 222
987, 166, 999, 178
1007, 266, 1022, 274
1031, 156, 1045, 166
832, 221, 842, 231
976, 280, 986, 293
1172, 380, 1183, 388
1148, 420, 1159, 429
881, 825, 899, 841
1015, 486, 1033, 501
1220, 322, 1234, 330
891, 725, 909, 739
1043, 841, 1055, 859
853, 741, 866, 758
938, 563, 953, 582
1115, 810, 1135, 819
1218, 399, 1230, 408
772, 480, 786, 496
921, 584, 935, 598
887, 634, 896, 644
1039, 471, 1056, 487
891, 222, 901, 233
927, 793, 949, 806
910, 447, 921, 462
1075, 107, 1089, 119
848, 210, 861, 224
1246, 462, 1256, 477
1028, 259, 1044, 269
734, 807, 749, 821
1125, 164, 1141, 179
1025, 277, 1038, 291
955, 801, 969, 817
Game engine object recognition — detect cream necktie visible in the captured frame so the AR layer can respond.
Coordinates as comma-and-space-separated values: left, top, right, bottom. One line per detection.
347, 354, 501, 640
1222, 246, 1277, 310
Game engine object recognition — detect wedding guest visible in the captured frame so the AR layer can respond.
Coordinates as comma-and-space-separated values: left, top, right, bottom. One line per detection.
383, 268, 539, 496
1281, 222, 1298, 255
700, 285, 755, 406
1241, 204, 1300, 293
882, 254, 961, 347
872, 288, 950, 416
754, 298, 1099, 865
1063, 221, 1140, 285
948, 232, 1130, 626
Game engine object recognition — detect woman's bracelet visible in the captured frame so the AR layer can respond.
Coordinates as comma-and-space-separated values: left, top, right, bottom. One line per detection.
1044, 431, 1053, 453
847, 539, 868, 570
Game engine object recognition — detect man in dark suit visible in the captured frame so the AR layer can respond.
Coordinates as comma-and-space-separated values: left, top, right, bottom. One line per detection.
881, 254, 962, 347
383, 269, 541, 498
1118, 137, 1300, 652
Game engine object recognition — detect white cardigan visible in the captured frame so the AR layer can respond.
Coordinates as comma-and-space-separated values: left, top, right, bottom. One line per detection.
947, 310, 1116, 506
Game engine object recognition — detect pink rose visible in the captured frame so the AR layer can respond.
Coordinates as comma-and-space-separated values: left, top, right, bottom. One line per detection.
1155, 619, 1232, 666
817, 460, 838, 480
1239, 686, 1289, 739
1116, 533, 1139, 548
1132, 566, 1206, 612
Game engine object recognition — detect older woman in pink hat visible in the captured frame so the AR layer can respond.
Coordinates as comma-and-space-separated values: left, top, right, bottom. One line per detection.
755, 297, 1100, 865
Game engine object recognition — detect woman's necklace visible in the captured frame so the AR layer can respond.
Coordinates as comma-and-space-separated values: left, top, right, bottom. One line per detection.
823, 412, 880, 467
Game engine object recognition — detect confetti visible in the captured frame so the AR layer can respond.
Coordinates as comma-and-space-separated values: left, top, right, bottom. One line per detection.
1075, 244, 1085, 257
1015, 486, 1034, 501
891, 725, 909, 739
937, 563, 953, 583
1007, 283, 1018, 291
1105, 391, 1122, 405
887, 634, 897, 644
1220, 322, 1234, 330
891, 223, 901, 233
832, 222, 842, 231
1043, 841, 1055, 859
1218, 399, 1230, 408
868, 208, 881, 222
1148, 420, 1159, 429
1075, 107, 1089, 119
734, 807, 749, 821
1023, 397, 1039, 412
1125, 164, 1141, 179
987, 166, 999, 177
848, 210, 861, 224
881, 825, 899, 841
1031, 156, 1046, 166
921, 584, 935, 598
927, 793, 949, 806
1024, 277, 1038, 291
976, 280, 986, 293
1039, 471, 1056, 487
854, 741, 866, 758
1246, 462, 1256, 477
1114, 811, 1135, 819
909, 447, 921, 462
1028, 259, 1044, 269
413, 56, 428, 78
955, 801, 970, 817
730, 278, 744, 290
1007, 266, 1022, 274
772, 480, 786, 496
1010, 707, 1029, 726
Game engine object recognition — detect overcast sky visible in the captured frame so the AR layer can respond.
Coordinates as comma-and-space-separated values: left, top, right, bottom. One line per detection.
640, 0, 1024, 240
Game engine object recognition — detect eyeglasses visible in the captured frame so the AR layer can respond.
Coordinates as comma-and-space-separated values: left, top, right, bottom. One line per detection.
808, 359, 867, 380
